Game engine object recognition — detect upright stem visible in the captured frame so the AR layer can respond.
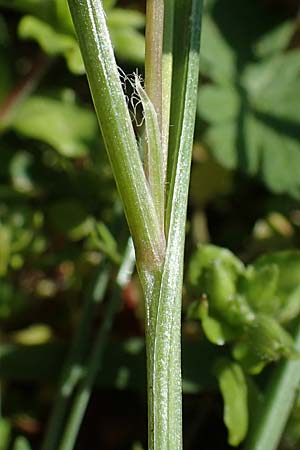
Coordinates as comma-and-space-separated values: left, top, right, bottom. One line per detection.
162, 0, 175, 174
67, 0, 165, 270
145, 1, 203, 448
67, 2, 203, 450
144, 0, 166, 228
145, 0, 164, 133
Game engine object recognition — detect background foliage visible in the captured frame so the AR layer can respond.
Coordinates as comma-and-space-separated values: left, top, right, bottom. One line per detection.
0, 0, 300, 449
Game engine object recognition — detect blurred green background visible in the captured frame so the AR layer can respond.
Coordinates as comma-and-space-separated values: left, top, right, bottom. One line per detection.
0, 0, 300, 449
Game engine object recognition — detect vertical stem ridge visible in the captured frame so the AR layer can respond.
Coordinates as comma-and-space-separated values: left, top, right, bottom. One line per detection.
68, 0, 165, 268
145, 0, 164, 131
162, 0, 175, 185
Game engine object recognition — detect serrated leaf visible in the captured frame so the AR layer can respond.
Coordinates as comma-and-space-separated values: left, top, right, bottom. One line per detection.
215, 358, 248, 446
198, 12, 300, 199
11, 93, 98, 157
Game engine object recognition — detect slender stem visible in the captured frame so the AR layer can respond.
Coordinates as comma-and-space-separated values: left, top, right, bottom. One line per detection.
58, 240, 136, 450
41, 264, 110, 450
67, 0, 165, 270
165, 0, 203, 234
145, 0, 164, 132
144, 0, 166, 228
161, 0, 175, 179
244, 321, 300, 450
146, 1, 203, 448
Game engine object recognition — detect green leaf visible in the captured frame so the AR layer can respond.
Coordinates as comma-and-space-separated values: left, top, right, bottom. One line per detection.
13, 436, 32, 450
198, 12, 300, 198
233, 314, 296, 374
18, 15, 84, 74
254, 251, 300, 292
200, 15, 236, 83
188, 244, 244, 290
108, 8, 145, 29
254, 20, 295, 58
202, 314, 236, 345
194, 299, 238, 345
215, 358, 248, 446
11, 93, 98, 157
198, 84, 240, 123
107, 9, 145, 63
238, 264, 280, 315
254, 251, 300, 323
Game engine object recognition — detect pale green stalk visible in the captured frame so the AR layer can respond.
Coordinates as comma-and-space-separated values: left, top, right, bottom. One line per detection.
162, 0, 175, 177
67, 0, 165, 271
145, 0, 164, 131
67, 1, 203, 449
145, 1, 203, 448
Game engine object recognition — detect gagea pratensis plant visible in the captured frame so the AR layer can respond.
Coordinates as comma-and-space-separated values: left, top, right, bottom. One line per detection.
65, 0, 203, 449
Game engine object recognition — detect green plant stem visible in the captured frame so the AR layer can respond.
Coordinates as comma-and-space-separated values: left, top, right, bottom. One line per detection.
244, 321, 300, 450
145, 0, 164, 132
162, 0, 175, 176
67, 2, 203, 449
166, 0, 203, 234
145, 1, 203, 448
67, 0, 165, 270
41, 263, 110, 450
58, 240, 136, 450
144, 0, 165, 228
